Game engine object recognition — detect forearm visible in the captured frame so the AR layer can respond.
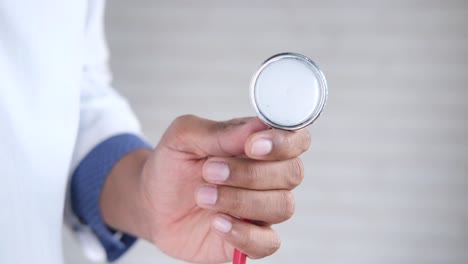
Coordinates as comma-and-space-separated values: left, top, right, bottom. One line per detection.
100, 148, 153, 241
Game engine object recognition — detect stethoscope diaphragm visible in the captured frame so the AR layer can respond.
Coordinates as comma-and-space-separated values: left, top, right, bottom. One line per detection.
250, 52, 328, 130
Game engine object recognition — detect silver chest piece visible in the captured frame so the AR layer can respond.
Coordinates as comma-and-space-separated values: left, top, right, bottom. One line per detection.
250, 53, 328, 130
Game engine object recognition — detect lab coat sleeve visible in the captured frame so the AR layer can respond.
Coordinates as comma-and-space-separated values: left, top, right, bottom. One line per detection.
69, 135, 152, 262
64, 0, 152, 262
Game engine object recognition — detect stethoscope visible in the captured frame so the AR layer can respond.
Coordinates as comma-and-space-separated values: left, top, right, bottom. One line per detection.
233, 52, 328, 264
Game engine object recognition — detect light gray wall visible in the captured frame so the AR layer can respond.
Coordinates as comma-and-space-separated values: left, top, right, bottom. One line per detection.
64, 0, 468, 263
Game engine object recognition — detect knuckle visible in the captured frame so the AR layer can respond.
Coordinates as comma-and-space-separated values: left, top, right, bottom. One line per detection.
301, 129, 312, 152
287, 158, 304, 189
238, 227, 255, 253
266, 234, 281, 257
248, 230, 281, 259
283, 134, 293, 153
165, 115, 200, 152
215, 117, 246, 131
245, 163, 260, 187
280, 191, 295, 221
227, 189, 243, 213
168, 114, 196, 138
277, 134, 293, 160
172, 114, 196, 127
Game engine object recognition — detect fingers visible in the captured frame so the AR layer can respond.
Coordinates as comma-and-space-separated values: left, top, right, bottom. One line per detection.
244, 127, 311, 161
196, 185, 295, 224
202, 157, 304, 190
163, 115, 268, 158
211, 213, 281, 259
164, 115, 311, 160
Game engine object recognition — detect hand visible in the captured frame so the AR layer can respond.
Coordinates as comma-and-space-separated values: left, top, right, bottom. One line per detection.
101, 115, 311, 263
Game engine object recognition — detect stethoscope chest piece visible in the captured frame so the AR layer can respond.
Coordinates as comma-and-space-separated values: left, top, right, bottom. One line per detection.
250, 53, 328, 130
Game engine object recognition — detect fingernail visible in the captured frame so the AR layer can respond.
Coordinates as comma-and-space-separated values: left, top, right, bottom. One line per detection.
213, 216, 232, 233
196, 186, 218, 205
205, 161, 230, 182
251, 138, 273, 156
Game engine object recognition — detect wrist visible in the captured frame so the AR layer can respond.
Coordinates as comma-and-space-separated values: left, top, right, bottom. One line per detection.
100, 148, 153, 241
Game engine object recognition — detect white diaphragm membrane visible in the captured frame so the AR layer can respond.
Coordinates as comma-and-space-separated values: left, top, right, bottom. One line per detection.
250, 53, 327, 130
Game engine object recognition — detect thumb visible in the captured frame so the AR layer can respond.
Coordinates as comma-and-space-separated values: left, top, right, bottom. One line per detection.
163, 115, 268, 157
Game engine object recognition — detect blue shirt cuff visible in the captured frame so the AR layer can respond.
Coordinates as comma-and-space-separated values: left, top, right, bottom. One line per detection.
71, 134, 152, 262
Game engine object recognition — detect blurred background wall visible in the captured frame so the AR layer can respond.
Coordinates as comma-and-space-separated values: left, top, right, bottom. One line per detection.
64, 0, 468, 263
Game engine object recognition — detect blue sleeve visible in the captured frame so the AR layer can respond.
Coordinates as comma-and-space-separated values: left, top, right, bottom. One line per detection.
70, 133, 153, 262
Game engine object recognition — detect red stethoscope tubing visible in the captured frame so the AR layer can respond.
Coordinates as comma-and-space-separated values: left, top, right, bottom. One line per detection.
233, 248, 247, 264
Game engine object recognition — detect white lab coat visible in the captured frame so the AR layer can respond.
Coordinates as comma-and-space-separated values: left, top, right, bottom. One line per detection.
0, 0, 141, 263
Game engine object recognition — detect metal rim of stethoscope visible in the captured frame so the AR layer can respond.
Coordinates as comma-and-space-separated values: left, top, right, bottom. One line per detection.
249, 52, 328, 131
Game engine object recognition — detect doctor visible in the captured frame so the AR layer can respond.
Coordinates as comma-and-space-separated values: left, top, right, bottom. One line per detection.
0, 0, 311, 263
